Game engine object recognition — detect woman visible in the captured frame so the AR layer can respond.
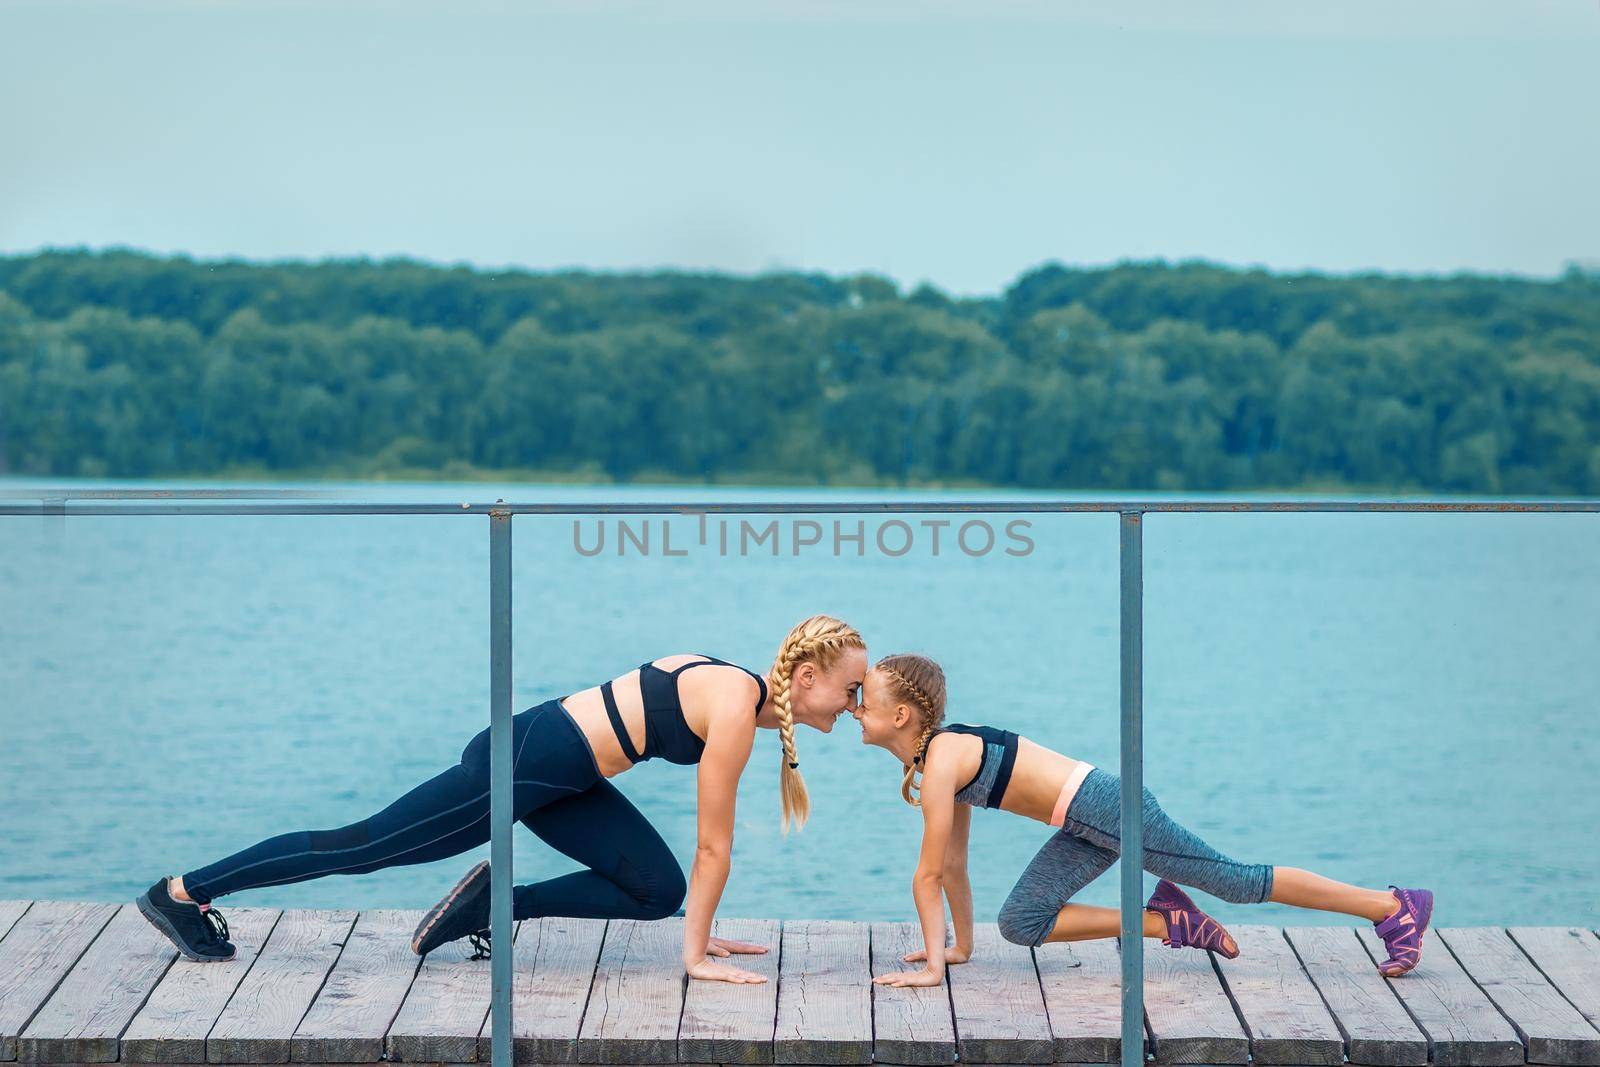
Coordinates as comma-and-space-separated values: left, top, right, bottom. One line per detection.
852, 653, 1433, 988
137, 614, 868, 985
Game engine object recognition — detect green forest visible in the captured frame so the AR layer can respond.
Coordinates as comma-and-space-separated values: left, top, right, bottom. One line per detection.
1, 249, 1597, 493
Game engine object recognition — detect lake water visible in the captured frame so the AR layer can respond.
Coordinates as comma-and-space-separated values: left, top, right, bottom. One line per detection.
1, 477, 1595, 930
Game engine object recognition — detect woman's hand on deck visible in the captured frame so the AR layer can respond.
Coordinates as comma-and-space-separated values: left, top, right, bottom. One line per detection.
901, 945, 969, 965
872, 967, 944, 988
686, 957, 769, 983
706, 935, 769, 957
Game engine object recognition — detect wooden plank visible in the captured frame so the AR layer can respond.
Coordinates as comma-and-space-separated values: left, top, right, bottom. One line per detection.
485, 916, 607, 1064
1441, 926, 1600, 1065
1141, 935, 1249, 1064
0, 902, 30, 944
292, 910, 422, 1062
1284, 926, 1428, 1065
1211, 925, 1343, 1065
388, 923, 514, 1063
1035, 936, 1131, 1063
1509, 928, 1600, 1035
122, 909, 282, 1063
868, 921, 954, 1066
206, 909, 356, 1064
1355, 924, 1524, 1065
773, 920, 872, 1065
680, 918, 781, 1064
0, 901, 117, 1061
576, 918, 684, 1064
945, 923, 1052, 1063
18, 903, 177, 1063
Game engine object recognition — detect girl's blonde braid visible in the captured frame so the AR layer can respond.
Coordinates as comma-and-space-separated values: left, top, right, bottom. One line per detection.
875, 656, 948, 807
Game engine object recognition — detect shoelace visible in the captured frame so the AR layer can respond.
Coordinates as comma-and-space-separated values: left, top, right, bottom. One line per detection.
198, 903, 230, 944
467, 928, 492, 960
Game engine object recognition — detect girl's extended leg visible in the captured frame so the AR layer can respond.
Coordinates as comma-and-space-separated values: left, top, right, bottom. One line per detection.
998, 768, 1403, 950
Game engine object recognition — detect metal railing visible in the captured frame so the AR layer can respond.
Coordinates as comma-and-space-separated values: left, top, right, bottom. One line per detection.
4, 490, 1595, 1067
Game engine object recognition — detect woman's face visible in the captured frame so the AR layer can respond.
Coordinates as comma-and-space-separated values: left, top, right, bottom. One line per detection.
788, 645, 868, 733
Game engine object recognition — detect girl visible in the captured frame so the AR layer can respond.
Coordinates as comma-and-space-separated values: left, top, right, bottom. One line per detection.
137, 615, 868, 986
855, 654, 1433, 988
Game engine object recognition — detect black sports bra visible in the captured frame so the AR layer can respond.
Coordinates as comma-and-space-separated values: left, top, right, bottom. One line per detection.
936, 722, 1019, 809
599, 654, 769, 767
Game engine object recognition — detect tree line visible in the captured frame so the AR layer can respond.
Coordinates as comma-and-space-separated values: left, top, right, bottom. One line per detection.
1, 249, 1596, 493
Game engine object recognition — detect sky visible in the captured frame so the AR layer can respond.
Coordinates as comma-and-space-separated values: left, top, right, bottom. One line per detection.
1, 0, 1597, 296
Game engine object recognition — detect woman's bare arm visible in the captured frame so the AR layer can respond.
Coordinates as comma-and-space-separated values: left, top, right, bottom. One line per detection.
681, 699, 761, 983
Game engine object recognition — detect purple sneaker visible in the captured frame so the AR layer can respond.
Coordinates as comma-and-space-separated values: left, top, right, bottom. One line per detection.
1373, 885, 1433, 977
1144, 879, 1239, 959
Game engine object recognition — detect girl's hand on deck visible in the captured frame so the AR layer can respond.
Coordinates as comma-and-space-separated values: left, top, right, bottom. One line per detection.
686, 958, 769, 983
872, 968, 944, 988
902, 945, 969, 965
707, 936, 769, 957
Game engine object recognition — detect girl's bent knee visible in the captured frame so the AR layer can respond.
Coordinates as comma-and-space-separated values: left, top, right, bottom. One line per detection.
997, 903, 1051, 947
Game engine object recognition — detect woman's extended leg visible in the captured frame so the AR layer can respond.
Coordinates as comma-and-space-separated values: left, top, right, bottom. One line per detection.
177, 760, 496, 903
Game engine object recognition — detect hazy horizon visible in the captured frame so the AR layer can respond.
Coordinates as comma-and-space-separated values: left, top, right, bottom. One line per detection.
3, 0, 1597, 296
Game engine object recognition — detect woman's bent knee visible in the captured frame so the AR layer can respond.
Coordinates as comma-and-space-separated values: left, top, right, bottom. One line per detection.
633, 862, 687, 920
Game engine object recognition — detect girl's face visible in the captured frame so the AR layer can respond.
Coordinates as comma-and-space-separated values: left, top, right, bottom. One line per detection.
789, 645, 869, 733
849, 667, 915, 748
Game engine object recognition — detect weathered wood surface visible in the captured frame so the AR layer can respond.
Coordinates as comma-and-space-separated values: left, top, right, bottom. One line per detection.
205, 909, 357, 1064
1142, 933, 1251, 1063
1439, 927, 1600, 1066
1035, 936, 1130, 1063
773, 920, 871, 1065
1507, 928, 1600, 1034
868, 921, 955, 1066
1284, 925, 1430, 1065
1355, 925, 1525, 1066
495, 917, 607, 1064
1213, 925, 1343, 1065
577, 918, 684, 1064
121, 909, 282, 1063
680, 918, 781, 1065
292, 910, 422, 1062
0, 901, 118, 1061
3, 901, 1597, 1066
17, 904, 176, 1063
947, 923, 1053, 1063
386, 916, 505, 1064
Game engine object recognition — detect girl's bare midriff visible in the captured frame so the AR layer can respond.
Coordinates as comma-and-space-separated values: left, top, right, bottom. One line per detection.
997, 736, 1090, 824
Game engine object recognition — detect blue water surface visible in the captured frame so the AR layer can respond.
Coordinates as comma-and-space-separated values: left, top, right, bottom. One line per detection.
1, 478, 1594, 929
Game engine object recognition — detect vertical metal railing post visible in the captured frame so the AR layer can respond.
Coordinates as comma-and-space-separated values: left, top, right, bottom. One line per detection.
488, 507, 514, 1067
1119, 510, 1145, 1066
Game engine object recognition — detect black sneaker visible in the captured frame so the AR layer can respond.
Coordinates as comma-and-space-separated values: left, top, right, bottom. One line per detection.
137, 876, 235, 961
411, 860, 493, 957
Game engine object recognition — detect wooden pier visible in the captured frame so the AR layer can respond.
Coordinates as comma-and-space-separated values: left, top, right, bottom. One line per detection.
3, 900, 1599, 1065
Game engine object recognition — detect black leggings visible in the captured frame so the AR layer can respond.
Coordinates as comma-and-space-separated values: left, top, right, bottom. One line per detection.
182, 698, 687, 920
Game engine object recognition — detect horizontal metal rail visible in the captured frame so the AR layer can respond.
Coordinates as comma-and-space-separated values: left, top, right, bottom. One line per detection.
2, 498, 1597, 515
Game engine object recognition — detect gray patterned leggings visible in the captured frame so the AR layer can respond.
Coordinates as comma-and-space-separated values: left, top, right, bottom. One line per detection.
997, 767, 1274, 947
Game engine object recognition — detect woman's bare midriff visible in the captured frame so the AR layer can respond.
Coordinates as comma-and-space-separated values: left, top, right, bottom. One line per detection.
998, 736, 1091, 824
557, 655, 732, 778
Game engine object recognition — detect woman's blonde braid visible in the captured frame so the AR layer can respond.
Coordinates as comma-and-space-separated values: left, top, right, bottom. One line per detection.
768, 615, 866, 834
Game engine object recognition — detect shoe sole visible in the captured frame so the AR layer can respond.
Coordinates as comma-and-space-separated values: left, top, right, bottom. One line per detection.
411, 860, 491, 955
136, 892, 236, 962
